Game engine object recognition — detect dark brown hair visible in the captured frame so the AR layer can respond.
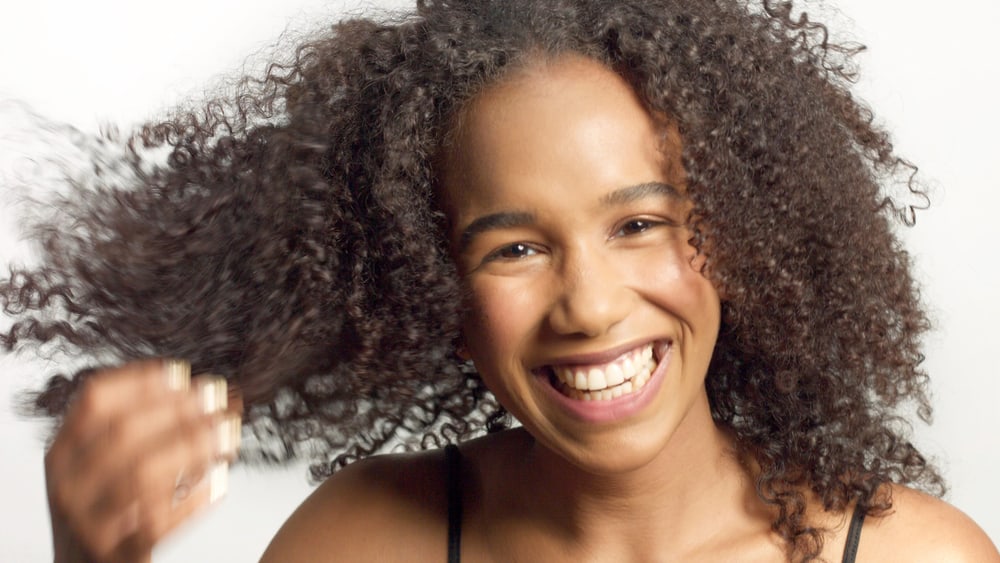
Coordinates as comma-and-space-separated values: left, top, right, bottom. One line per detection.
2, 0, 940, 559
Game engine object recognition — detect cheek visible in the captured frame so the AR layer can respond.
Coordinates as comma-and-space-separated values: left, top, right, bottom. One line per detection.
633, 243, 720, 326
462, 278, 540, 359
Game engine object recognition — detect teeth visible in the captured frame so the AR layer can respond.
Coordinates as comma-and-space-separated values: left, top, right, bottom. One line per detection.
551, 345, 662, 402
587, 368, 607, 391
606, 364, 624, 387
552, 344, 656, 392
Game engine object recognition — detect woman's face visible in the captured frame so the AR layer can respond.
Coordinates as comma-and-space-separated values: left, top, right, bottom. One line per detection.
440, 56, 721, 473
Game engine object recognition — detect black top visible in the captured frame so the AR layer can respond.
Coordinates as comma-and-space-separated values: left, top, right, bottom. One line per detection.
842, 501, 867, 563
445, 444, 463, 563
442, 445, 866, 563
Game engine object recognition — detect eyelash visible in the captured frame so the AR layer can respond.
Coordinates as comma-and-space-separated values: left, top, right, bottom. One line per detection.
484, 242, 539, 262
479, 216, 677, 264
613, 218, 660, 237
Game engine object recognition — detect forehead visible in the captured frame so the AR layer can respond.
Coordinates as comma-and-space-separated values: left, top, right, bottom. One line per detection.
439, 55, 685, 231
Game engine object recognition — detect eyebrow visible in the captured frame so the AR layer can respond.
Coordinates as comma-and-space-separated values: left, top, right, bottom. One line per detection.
457, 181, 683, 252
459, 210, 536, 252
600, 181, 683, 206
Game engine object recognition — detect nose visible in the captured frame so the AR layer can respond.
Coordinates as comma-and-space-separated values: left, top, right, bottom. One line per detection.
547, 246, 632, 338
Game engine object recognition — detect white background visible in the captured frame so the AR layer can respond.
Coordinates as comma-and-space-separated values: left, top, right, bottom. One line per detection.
1, 0, 997, 560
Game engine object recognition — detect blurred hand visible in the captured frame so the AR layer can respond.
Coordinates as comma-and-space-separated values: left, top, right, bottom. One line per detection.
44, 359, 241, 563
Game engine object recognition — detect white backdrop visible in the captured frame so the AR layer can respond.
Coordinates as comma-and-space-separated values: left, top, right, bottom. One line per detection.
1, 1, 997, 560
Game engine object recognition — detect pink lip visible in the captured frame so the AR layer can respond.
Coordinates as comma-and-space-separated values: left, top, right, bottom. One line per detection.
534, 342, 671, 424
536, 340, 659, 369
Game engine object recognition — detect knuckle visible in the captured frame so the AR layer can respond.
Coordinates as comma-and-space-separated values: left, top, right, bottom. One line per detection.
176, 416, 210, 460
111, 532, 148, 563
73, 378, 105, 415
99, 478, 131, 515
51, 414, 87, 450
79, 520, 118, 563
189, 418, 213, 452
51, 478, 78, 512
103, 416, 126, 444
50, 482, 69, 509
90, 540, 116, 563
43, 446, 62, 473
144, 507, 170, 543
168, 395, 198, 428
133, 460, 161, 494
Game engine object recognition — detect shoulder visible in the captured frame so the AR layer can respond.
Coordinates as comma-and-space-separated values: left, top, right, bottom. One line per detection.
857, 484, 999, 562
260, 447, 452, 563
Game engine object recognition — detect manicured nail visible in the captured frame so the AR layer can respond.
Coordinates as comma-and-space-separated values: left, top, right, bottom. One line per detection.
216, 415, 242, 459
163, 359, 191, 392
195, 376, 227, 414
208, 462, 228, 504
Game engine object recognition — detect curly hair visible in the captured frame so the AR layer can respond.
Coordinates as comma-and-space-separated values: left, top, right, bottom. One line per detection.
2, 0, 941, 559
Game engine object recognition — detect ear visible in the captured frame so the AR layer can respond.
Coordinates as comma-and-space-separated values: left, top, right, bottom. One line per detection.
689, 250, 729, 302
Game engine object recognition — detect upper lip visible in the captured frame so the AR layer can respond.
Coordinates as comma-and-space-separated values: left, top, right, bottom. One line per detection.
532, 339, 669, 369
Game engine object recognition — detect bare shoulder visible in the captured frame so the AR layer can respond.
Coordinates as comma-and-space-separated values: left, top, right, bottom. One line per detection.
260, 448, 450, 563
859, 484, 999, 562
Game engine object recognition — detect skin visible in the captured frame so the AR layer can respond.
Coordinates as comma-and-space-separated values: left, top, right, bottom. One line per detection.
443, 54, 723, 477
45, 360, 241, 562
48, 55, 999, 562
261, 55, 999, 562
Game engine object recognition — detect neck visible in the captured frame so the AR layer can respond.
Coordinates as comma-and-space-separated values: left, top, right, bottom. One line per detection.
493, 393, 770, 557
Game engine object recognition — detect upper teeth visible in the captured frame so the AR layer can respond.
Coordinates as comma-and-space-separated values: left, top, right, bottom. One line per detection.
552, 344, 655, 391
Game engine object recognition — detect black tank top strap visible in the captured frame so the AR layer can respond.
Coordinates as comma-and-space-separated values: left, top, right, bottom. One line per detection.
841, 501, 866, 563
445, 443, 463, 563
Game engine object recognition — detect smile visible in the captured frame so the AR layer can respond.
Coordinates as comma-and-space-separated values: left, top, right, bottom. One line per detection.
541, 342, 667, 402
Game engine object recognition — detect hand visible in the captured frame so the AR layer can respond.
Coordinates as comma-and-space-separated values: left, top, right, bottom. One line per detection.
44, 359, 241, 563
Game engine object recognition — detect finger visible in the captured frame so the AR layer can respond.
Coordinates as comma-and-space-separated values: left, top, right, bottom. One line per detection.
84, 380, 236, 524
46, 375, 201, 526
44, 361, 241, 563
48, 373, 236, 562
70, 373, 231, 498
102, 413, 240, 519
66, 358, 191, 426
116, 441, 235, 559
112, 466, 218, 562
75, 411, 237, 561
47, 359, 191, 475
72, 396, 213, 518
145, 462, 222, 542
48, 366, 223, 501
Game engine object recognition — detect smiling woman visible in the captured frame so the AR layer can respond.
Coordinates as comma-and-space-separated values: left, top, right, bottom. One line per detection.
440, 58, 723, 478
1, 0, 999, 562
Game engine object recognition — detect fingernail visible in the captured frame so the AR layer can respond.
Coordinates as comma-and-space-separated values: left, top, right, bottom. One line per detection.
163, 359, 191, 391
216, 415, 242, 458
195, 376, 227, 414
208, 462, 228, 504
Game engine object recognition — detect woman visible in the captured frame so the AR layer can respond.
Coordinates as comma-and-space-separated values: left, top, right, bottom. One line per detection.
3, 0, 997, 561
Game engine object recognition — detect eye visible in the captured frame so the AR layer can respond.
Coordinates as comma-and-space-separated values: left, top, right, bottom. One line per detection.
614, 218, 658, 237
484, 242, 538, 262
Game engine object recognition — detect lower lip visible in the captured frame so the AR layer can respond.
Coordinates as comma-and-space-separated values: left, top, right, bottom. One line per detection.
534, 345, 671, 424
